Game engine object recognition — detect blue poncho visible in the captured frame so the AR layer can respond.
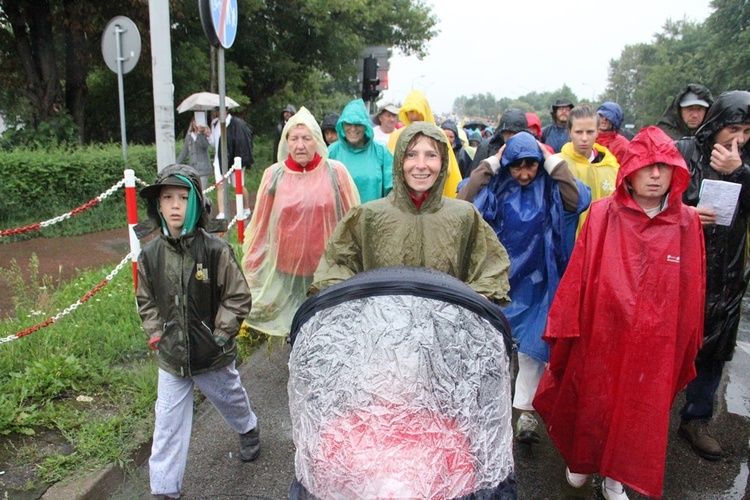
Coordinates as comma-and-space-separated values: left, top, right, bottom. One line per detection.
473, 132, 588, 362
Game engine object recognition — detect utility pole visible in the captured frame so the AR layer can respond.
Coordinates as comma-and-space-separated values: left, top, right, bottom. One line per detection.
148, 0, 176, 172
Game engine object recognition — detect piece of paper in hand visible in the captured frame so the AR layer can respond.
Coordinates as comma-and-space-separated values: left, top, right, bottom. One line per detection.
698, 179, 742, 226
194, 111, 207, 128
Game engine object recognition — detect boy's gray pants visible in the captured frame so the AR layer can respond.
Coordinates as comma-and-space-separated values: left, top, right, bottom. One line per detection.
149, 361, 258, 497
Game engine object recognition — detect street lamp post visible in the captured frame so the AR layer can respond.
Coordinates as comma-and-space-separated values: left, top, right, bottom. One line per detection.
581, 82, 596, 103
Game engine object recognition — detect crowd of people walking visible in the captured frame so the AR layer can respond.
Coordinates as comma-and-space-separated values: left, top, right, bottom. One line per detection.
141, 85, 750, 499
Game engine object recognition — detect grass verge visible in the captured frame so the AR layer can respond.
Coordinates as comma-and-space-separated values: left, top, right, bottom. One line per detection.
0, 251, 262, 495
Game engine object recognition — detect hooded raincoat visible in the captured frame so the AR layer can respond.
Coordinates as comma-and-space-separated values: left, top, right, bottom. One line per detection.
559, 141, 620, 232
679, 90, 750, 363
596, 102, 630, 162
311, 121, 511, 302
533, 126, 705, 498
242, 107, 360, 336
387, 91, 463, 197
657, 84, 714, 140
328, 99, 393, 203
465, 132, 591, 363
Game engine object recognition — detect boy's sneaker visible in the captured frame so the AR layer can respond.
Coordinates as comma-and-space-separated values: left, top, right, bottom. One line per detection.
243, 208, 252, 219
239, 425, 261, 462
215, 213, 226, 220
565, 466, 591, 488
515, 412, 541, 444
679, 419, 722, 460
602, 477, 629, 500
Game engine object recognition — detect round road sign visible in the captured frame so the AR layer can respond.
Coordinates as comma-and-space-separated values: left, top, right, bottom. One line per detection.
199, 0, 238, 49
101, 16, 142, 74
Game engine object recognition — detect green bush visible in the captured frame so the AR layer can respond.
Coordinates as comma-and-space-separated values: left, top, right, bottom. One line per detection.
0, 134, 273, 242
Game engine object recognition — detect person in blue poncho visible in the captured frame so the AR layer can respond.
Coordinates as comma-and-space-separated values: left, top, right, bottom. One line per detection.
458, 131, 591, 446
328, 99, 394, 203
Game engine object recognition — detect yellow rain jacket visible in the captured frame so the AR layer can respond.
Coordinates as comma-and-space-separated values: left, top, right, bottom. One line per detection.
388, 90, 462, 197
559, 142, 620, 232
311, 122, 510, 303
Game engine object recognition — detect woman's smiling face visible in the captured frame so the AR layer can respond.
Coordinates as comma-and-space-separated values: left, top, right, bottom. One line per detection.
402, 134, 442, 197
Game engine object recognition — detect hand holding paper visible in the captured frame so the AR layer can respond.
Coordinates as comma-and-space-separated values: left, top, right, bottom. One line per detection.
697, 179, 741, 226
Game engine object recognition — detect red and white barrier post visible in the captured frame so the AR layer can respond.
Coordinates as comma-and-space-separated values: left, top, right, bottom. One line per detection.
234, 157, 245, 244
124, 169, 140, 290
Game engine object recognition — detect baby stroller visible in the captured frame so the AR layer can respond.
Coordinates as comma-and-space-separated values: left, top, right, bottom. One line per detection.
288, 267, 516, 499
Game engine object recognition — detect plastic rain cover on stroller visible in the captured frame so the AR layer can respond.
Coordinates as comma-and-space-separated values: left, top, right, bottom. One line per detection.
288, 267, 516, 499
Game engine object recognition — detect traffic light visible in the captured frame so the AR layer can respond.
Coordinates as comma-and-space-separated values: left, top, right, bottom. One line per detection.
362, 56, 380, 102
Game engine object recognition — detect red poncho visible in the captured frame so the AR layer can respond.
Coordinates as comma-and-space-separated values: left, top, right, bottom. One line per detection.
533, 126, 705, 498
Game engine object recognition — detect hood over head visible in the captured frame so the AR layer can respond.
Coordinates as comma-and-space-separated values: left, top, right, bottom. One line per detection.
139, 164, 208, 236
335, 99, 374, 145
597, 102, 623, 130
391, 122, 450, 210
616, 126, 689, 208
277, 106, 330, 163
500, 131, 544, 168
695, 90, 750, 157
398, 90, 436, 126
497, 108, 529, 136
525, 113, 543, 139
658, 84, 714, 135
468, 129, 483, 143
280, 103, 297, 120
320, 112, 340, 132
440, 119, 460, 146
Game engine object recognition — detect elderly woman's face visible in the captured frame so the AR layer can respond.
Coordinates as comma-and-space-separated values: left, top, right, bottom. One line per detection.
287, 124, 317, 166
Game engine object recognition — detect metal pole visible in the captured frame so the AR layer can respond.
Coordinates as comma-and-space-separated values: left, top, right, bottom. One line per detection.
115, 24, 128, 165
218, 47, 230, 217
148, 0, 176, 172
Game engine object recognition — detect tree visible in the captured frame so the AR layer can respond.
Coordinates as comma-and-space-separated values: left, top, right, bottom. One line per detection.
0, 0, 150, 142
603, 19, 713, 128
703, 0, 750, 92
0, 0, 438, 145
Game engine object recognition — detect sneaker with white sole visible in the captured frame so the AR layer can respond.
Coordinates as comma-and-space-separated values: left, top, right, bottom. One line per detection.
215, 213, 226, 220
243, 208, 252, 219
602, 477, 629, 500
515, 411, 540, 444
565, 466, 591, 488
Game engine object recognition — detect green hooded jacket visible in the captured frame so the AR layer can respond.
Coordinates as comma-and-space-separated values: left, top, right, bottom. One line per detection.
328, 98, 393, 203
310, 122, 511, 303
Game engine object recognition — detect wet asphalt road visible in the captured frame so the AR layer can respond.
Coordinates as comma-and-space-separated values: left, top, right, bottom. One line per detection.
109, 304, 750, 500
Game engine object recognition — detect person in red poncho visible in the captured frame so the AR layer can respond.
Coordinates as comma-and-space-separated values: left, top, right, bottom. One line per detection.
532, 126, 705, 499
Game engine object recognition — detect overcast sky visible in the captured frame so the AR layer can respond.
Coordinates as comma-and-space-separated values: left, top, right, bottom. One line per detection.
378, 0, 714, 115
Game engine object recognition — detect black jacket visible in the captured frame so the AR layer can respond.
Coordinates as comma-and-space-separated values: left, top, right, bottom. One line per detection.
679, 90, 750, 362
657, 84, 714, 140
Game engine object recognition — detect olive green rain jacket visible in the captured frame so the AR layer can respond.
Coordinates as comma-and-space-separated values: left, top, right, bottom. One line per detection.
310, 122, 511, 303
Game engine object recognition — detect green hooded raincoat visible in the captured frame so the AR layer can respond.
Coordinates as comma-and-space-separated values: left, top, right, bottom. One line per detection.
310, 122, 511, 302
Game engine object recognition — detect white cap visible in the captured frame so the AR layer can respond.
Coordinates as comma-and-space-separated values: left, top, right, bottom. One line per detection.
680, 92, 709, 108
